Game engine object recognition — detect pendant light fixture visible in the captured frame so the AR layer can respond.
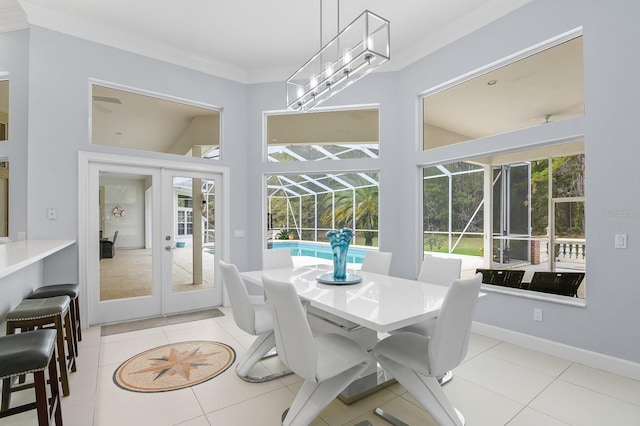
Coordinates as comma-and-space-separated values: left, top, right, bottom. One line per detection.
286, 0, 390, 111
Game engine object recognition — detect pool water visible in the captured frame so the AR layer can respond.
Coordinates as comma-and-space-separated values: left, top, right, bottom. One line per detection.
269, 241, 367, 264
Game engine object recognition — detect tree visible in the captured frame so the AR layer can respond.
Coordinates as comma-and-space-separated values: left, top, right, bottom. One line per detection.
320, 186, 379, 246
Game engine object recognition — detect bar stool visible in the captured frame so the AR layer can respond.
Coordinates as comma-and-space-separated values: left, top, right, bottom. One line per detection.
0, 329, 63, 425
28, 283, 82, 357
6, 296, 76, 397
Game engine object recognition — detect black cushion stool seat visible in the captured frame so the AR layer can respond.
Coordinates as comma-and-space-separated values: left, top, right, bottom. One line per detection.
0, 329, 63, 425
28, 283, 82, 357
6, 296, 76, 397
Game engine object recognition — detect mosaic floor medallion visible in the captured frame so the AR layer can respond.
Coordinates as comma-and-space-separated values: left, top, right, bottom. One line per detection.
113, 341, 235, 393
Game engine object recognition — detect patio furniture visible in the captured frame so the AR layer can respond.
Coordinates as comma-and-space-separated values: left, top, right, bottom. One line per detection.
476, 268, 525, 288
525, 271, 585, 297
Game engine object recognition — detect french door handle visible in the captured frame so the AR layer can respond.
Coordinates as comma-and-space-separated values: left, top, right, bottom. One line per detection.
165, 245, 176, 251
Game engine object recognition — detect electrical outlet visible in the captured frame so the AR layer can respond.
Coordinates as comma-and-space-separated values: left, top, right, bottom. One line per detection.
47, 208, 57, 220
533, 308, 543, 322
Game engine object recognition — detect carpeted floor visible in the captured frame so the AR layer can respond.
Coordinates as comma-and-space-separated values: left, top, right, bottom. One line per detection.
101, 308, 225, 336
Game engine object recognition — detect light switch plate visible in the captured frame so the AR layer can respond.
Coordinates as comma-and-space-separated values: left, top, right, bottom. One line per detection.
615, 234, 627, 249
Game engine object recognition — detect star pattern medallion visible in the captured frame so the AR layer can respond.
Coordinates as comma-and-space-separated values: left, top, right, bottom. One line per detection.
134, 346, 220, 381
114, 341, 236, 393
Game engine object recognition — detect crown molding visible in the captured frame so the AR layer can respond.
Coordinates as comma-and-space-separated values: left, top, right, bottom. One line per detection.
0, 4, 28, 33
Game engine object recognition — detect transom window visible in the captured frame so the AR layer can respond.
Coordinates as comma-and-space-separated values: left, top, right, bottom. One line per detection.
266, 108, 379, 162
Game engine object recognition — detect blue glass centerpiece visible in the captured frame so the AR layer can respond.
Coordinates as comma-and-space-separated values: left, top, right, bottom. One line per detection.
317, 228, 362, 285
327, 227, 353, 279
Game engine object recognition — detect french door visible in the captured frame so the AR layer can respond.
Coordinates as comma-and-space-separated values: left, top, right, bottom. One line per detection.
86, 160, 224, 325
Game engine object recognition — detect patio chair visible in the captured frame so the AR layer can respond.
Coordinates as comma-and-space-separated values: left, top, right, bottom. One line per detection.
526, 272, 584, 297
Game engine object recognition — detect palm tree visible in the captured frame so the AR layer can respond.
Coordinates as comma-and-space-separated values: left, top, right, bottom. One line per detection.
320, 186, 378, 246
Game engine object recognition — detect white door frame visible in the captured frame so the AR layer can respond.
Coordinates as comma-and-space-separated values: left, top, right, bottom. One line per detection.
78, 151, 230, 326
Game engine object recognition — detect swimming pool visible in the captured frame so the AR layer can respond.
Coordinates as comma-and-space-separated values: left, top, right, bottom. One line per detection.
269, 241, 368, 264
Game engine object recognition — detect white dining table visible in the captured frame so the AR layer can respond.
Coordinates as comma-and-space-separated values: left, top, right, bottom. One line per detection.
241, 265, 484, 423
240, 265, 453, 334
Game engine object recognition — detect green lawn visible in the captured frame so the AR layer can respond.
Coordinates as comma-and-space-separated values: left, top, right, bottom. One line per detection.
424, 235, 483, 257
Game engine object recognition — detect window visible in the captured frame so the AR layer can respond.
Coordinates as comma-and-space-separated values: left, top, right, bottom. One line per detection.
422, 141, 586, 299
423, 35, 584, 150
266, 108, 379, 162
177, 210, 193, 236
91, 84, 221, 159
267, 172, 379, 247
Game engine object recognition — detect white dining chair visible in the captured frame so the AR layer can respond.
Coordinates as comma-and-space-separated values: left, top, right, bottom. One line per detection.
262, 274, 372, 426
262, 248, 293, 270
219, 260, 291, 382
372, 273, 482, 426
360, 251, 393, 275
418, 253, 462, 286
394, 253, 462, 385
396, 253, 462, 335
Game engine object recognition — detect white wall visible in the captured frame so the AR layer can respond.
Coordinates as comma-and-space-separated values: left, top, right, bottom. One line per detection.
3, 0, 639, 367
100, 175, 145, 248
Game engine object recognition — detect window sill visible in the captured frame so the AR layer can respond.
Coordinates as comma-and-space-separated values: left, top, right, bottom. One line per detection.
481, 284, 586, 308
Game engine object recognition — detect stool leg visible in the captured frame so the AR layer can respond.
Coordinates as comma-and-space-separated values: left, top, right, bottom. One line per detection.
68, 299, 79, 357
74, 297, 82, 342
63, 310, 76, 373
1, 378, 9, 411
33, 370, 50, 426
53, 316, 70, 396
47, 345, 63, 426
2, 322, 16, 410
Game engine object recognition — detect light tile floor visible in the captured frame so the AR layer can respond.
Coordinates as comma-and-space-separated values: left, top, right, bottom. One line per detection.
2, 307, 640, 426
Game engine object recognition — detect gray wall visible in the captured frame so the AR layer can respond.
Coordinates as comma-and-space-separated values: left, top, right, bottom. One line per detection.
0, 29, 28, 240
246, 0, 640, 364
22, 27, 249, 278
2, 0, 639, 364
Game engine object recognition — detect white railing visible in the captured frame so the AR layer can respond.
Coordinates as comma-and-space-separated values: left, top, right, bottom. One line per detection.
554, 238, 586, 264
534, 238, 585, 265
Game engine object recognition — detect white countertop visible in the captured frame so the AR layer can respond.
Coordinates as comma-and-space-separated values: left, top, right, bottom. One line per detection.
0, 240, 76, 280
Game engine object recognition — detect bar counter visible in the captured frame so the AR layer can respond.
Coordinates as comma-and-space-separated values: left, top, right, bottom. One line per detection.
0, 240, 75, 326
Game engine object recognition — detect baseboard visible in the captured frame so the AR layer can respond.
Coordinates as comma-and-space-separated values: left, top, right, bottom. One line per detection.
472, 322, 640, 381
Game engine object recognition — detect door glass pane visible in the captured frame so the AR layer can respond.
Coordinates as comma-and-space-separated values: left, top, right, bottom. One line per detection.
0, 80, 8, 142
99, 172, 153, 301
172, 176, 215, 293
0, 161, 7, 236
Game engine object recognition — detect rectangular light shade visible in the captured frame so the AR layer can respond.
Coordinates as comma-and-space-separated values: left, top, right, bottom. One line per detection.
286, 10, 390, 111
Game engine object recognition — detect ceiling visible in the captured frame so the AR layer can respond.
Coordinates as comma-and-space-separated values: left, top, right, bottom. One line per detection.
3, 0, 532, 84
